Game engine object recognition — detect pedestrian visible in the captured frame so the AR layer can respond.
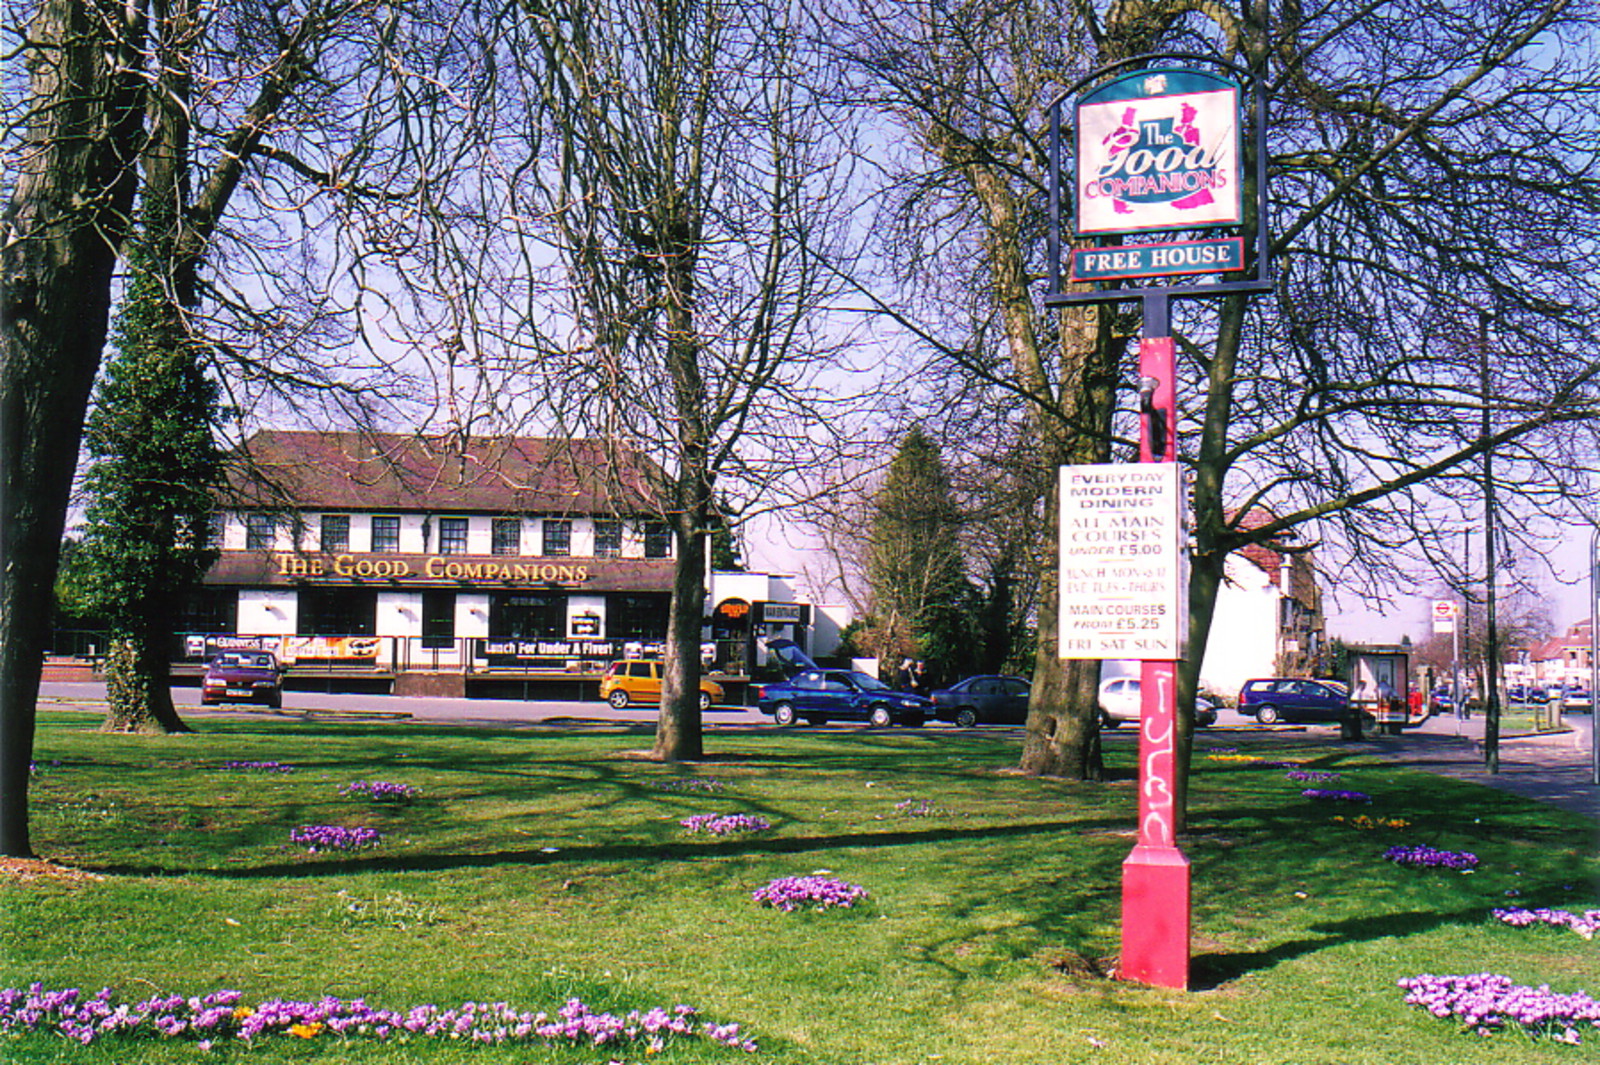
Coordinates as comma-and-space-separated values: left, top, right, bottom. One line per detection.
896, 658, 915, 692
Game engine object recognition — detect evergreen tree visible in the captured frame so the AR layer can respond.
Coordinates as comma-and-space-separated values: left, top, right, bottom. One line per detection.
865, 428, 977, 685
71, 232, 223, 733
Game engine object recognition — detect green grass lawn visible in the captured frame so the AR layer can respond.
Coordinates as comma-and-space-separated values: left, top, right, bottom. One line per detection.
4, 709, 1596, 1064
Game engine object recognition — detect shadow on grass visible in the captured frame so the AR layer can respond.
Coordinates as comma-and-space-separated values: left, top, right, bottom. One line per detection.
85, 815, 1128, 880
1189, 903, 1499, 990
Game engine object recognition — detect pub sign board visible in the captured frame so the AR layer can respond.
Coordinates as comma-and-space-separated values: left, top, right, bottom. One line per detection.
1057, 463, 1188, 660
1076, 69, 1242, 236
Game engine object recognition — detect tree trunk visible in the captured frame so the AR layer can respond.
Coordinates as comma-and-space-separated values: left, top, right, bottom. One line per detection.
0, 0, 144, 857
652, 204, 710, 763
1020, 469, 1105, 778
102, 630, 191, 735
1173, 549, 1227, 829
1174, 285, 1249, 832
654, 517, 707, 762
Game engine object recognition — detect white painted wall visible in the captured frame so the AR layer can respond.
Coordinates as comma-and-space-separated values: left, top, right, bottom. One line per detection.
1195, 553, 1281, 698
458, 594, 490, 638
707, 570, 774, 606
811, 602, 852, 658
237, 589, 297, 635
376, 592, 422, 637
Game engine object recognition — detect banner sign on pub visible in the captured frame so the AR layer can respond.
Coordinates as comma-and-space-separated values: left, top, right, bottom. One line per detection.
1058, 463, 1188, 660
1076, 69, 1242, 236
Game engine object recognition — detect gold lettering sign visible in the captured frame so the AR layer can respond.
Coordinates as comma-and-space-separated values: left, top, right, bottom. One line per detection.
276, 554, 591, 586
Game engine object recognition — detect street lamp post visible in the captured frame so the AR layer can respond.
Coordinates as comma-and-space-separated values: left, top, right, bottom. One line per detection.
1480, 314, 1499, 773
1590, 527, 1598, 786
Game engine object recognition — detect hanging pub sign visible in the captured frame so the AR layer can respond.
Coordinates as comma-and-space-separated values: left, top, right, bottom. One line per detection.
1075, 69, 1243, 237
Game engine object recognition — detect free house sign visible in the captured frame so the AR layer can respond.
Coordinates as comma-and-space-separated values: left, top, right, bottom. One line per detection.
1057, 463, 1188, 660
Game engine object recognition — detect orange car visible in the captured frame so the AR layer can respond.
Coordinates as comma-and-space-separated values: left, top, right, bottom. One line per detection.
599, 660, 723, 711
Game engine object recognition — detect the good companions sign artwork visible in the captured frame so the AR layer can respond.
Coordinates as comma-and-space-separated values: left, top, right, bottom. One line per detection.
1075, 69, 1241, 235
1057, 463, 1187, 660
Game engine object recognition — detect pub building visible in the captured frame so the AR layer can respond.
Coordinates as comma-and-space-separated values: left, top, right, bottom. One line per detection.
182, 431, 838, 698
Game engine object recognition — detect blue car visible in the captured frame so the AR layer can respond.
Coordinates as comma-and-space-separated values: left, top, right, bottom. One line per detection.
930, 675, 1031, 728
1237, 677, 1350, 725
756, 669, 933, 727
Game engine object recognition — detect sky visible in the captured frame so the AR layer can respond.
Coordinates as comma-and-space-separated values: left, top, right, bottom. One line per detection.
1320, 530, 1596, 646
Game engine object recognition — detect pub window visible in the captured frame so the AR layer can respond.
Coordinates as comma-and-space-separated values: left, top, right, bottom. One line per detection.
245, 512, 278, 551
176, 589, 238, 635
594, 519, 623, 559
320, 514, 350, 553
541, 519, 571, 557
422, 589, 455, 649
298, 587, 377, 636
491, 518, 522, 556
371, 515, 401, 552
607, 592, 669, 640
489, 593, 566, 639
439, 517, 469, 555
643, 522, 672, 559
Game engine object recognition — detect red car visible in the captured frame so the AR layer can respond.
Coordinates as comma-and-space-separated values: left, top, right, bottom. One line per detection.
200, 651, 283, 709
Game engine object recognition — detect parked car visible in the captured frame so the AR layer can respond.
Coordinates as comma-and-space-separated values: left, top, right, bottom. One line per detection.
200, 651, 283, 709
756, 669, 932, 727
1097, 677, 1217, 729
931, 675, 1031, 728
1560, 685, 1592, 712
599, 660, 724, 710
1237, 677, 1349, 725
763, 637, 820, 678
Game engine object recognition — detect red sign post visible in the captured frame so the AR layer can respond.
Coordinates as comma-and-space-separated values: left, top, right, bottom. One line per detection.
1118, 334, 1190, 989
1047, 53, 1271, 993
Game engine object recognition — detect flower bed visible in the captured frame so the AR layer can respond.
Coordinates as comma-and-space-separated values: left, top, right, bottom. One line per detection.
1285, 769, 1342, 783
656, 778, 726, 793
894, 799, 936, 817
1332, 814, 1410, 831
753, 875, 868, 912
679, 814, 771, 836
1301, 788, 1371, 803
289, 825, 380, 853
1495, 907, 1600, 939
1398, 973, 1600, 1044
0, 986, 757, 1052
340, 780, 419, 803
1384, 844, 1478, 870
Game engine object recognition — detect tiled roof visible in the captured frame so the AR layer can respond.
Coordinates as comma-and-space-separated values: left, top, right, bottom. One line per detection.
1525, 621, 1593, 663
223, 431, 665, 515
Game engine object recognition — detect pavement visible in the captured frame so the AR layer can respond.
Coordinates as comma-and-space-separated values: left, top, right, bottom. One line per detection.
1346, 712, 1598, 821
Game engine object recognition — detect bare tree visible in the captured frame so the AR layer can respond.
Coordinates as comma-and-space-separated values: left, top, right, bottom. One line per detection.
0, 0, 477, 855
830, 0, 1598, 817
503, 0, 862, 760
828, 0, 1168, 780
1175, 0, 1599, 818
1, 0, 145, 854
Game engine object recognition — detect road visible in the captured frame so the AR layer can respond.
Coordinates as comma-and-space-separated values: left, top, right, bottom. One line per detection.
36, 682, 1594, 818
37, 681, 772, 729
